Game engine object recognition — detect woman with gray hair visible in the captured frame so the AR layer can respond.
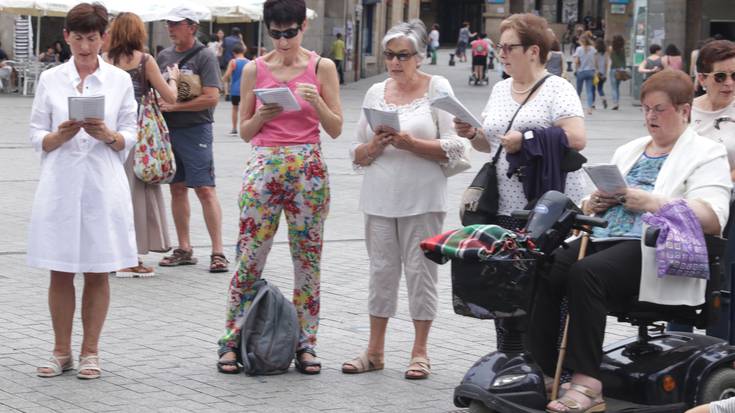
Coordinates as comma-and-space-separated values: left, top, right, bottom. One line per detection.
342, 20, 469, 380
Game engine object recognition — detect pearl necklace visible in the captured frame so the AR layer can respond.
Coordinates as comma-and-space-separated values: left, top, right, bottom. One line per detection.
511, 71, 549, 94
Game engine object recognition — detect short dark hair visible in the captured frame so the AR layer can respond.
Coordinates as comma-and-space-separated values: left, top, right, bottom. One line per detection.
697, 39, 735, 74
336, 33, 342, 38
233, 42, 246, 55
232, 27, 241, 36
65, 2, 108, 36
649, 44, 661, 54
664, 43, 681, 56
594, 38, 606, 54
641, 69, 694, 107
264, 0, 306, 29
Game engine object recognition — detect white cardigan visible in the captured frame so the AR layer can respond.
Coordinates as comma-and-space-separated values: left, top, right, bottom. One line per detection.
609, 127, 731, 306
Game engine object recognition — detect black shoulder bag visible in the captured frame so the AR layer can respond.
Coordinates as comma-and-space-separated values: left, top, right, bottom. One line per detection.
460, 74, 552, 226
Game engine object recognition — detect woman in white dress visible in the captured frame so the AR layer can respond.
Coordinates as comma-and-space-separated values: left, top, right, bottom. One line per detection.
341, 20, 468, 380
28, 3, 138, 380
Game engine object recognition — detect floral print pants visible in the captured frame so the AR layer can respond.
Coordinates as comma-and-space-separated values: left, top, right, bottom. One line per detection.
219, 144, 330, 352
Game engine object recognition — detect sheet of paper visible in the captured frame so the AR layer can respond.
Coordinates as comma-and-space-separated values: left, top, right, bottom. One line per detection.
253, 87, 301, 112
362, 107, 400, 132
430, 94, 482, 128
68, 96, 105, 121
583, 164, 627, 194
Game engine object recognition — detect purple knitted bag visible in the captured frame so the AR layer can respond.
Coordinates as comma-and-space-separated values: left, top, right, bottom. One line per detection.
641, 199, 710, 279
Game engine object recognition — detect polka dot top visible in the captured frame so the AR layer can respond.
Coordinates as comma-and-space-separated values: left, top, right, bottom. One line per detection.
480, 74, 586, 215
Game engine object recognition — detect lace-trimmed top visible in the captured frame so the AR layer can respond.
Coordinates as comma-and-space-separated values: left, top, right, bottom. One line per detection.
351, 75, 470, 217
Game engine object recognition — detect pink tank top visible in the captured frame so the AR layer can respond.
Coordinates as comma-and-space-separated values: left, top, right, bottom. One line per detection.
251, 51, 321, 146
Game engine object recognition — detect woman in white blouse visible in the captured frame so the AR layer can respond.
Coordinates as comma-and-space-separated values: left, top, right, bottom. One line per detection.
28, 3, 138, 380
342, 20, 468, 380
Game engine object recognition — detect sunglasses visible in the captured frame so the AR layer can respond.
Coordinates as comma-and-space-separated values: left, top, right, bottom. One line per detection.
495, 43, 524, 54
383, 51, 417, 61
268, 26, 301, 40
703, 71, 735, 83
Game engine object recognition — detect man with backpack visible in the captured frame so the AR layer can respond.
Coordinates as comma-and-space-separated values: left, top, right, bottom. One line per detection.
156, 6, 228, 273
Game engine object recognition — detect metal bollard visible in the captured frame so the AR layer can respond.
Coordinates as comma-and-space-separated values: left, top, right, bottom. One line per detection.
449, 53, 455, 66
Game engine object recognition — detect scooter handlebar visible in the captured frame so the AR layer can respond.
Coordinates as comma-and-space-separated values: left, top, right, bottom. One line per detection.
511, 210, 531, 220
574, 214, 608, 228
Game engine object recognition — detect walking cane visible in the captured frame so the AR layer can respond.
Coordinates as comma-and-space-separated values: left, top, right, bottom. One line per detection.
550, 230, 590, 401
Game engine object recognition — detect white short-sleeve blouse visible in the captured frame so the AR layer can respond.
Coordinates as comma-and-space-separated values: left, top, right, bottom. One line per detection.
351, 75, 468, 218
27, 57, 139, 273
480, 74, 586, 216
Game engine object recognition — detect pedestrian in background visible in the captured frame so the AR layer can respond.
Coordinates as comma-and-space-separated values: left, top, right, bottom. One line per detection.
574, 32, 596, 114
638, 43, 663, 80
593, 37, 608, 109
428, 23, 439, 65
208, 29, 224, 61
608, 34, 626, 110
662, 43, 684, 71
342, 20, 468, 380
455, 22, 475, 63
217, 0, 342, 376
221, 42, 249, 135
546, 35, 564, 77
156, 6, 228, 273
29, 2, 138, 380
104, 11, 180, 277
220, 27, 242, 71
330, 32, 345, 85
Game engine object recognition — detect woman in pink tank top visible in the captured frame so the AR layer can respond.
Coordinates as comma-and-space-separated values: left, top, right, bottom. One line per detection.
217, 0, 342, 376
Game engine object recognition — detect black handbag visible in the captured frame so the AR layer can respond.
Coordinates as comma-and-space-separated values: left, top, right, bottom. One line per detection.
461, 74, 552, 226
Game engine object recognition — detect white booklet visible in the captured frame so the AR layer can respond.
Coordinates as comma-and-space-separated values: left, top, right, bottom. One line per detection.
429, 94, 482, 128
362, 107, 401, 132
68, 96, 105, 121
583, 164, 627, 194
253, 87, 301, 112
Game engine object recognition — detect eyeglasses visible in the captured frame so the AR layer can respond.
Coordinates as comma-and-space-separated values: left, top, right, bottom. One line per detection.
383, 51, 417, 61
702, 71, 735, 83
495, 43, 524, 54
166, 20, 191, 27
641, 104, 673, 115
268, 26, 301, 40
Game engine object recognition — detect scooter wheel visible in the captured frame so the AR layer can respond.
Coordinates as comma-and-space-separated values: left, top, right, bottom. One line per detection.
699, 367, 735, 403
469, 400, 497, 413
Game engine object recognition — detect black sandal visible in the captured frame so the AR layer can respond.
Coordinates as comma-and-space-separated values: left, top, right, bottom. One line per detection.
295, 348, 321, 375
217, 350, 241, 374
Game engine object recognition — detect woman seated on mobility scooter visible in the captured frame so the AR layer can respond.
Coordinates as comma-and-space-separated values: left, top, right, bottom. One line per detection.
527, 69, 733, 413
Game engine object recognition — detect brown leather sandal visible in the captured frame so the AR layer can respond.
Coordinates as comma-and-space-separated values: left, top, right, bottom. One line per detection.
546, 383, 606, 413
159, 248, 197, 267
209, 253, 229, 273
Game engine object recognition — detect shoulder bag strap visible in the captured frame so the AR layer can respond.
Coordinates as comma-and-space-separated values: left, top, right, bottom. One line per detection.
178, 45, 206, 68
139, 53, 149, 90
492, 73, 553, 165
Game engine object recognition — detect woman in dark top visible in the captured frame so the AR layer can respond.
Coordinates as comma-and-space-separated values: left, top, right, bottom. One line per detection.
638, 43, 663, 80
608, 35, 626, 110
103, 12, 180, 277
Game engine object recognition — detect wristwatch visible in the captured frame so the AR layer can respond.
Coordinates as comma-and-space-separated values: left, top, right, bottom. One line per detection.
105, 134, 117, 145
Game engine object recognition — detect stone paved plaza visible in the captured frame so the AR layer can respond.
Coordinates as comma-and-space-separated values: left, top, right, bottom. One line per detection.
0, 50, 648, 412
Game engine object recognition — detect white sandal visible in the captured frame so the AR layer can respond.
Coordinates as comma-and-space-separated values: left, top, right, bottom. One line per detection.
37, 354, 74, 377
77, 355, 102, 380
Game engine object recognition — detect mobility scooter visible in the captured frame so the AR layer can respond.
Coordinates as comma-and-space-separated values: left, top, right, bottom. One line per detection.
440, 191, 735, 413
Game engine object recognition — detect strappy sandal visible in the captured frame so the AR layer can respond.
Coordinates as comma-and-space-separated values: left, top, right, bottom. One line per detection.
159, 248, 197, 267
341, 351, 384, 374
216, 349, 241, 374
295, 348, 321, 375
546, 383, 606, 413
37, 354, 74, 377
77, 355, 101, 380
209, 253, 229, 273
405, 356, 431, 380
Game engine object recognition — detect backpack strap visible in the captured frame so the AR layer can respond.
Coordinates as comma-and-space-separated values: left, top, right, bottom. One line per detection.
178, 45, 206, 68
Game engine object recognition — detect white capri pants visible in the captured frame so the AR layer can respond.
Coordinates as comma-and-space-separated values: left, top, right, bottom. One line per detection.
365, 212, 445, 320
